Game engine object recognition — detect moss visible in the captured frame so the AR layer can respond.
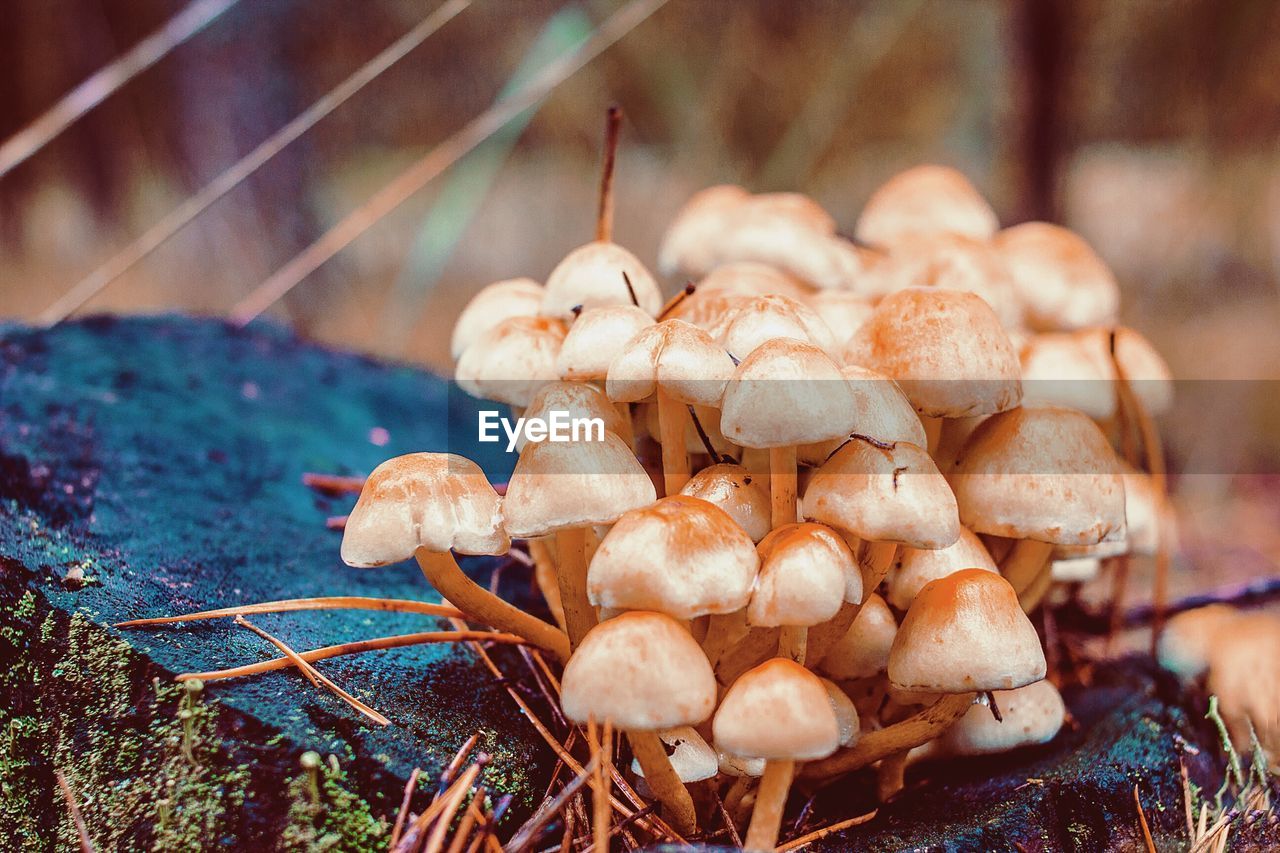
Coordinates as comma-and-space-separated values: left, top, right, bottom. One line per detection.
280, 754, 388, 852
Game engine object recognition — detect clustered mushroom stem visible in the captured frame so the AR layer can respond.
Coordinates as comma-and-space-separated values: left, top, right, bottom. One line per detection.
715, 627, 783, 685
769, 445, 798, 528
804, 600, 862, 666
1018, 561, 1056, 613
859, 541, 899, 601
777, 625, 808, 665
801, 692, 977, 784
655, 387, 693, 496
876, 751, 908, 802
528, 539, 567, 633
413, 547, 570, 662
701, 612, 745, 666
554, 527, 598, 649
921, 416, 943, 456
1000, 539, 1054, 596
743, 758, 795, 852
628, 730, 699, 836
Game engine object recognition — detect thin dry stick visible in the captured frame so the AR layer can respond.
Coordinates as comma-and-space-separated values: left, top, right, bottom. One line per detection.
303, 472, 367, 493
427, 766, 484, 853
505, 760, 599, 852
390, 768, 421, 849
1181, 759, 1196, 839
713, 789, 743, 849
37, 0, 471, 325
1134, 785, 1156, 853
437, 734, 482, 800
595, 106, 622, 242
396, 763, 483, 853
176, 630, 526, 682
775, 810, 878, 852
446, 786, 488, 853
114, 596, 462, 628
586, 718, 610, 853
234, 615, 390, 725
229, 0, 671, 324
55, 771, 95, 853
0, 0, 239, 179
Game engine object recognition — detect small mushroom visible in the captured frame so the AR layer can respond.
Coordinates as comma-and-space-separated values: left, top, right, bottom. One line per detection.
815, 593, 897, 682
854, 164, 999, 249
540, 241, 663, 320
867, 233, 1023, 329
803, 290, 875, 349
519, 381, 632, 452
937, 680, 1066, 756
993, 222, 1119, 332
679, 463, 772, 544
450, 277, 544, 360
455, 315, 567, 408
628, 725, 718, 784
886, 527, 998, 611
1156, 604, 1242, 680
707, 293, 838, 359
556, 304, 655, 382
797, 365, 927, 465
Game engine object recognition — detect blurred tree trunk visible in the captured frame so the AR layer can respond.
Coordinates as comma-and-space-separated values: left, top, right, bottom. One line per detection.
1013, 0, 1071, 223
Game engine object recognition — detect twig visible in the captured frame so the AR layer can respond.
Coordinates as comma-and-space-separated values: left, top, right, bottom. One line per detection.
775, 810, 878, 851
55, 771, 95, 853
596, 106, 622, 242
390, 768, 421, 849
505, 759, 599, 852
396, 762, 485, 853
442, 783, 488, 853
234, 616, 390, 725
713, 789, 743, 849
1134, 785, 1156, 853
438, 734, 482, 798
114, 596, 462, 628
303, 472, 367, 493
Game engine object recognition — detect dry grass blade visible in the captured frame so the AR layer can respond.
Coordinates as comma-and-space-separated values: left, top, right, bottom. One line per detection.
37, 0, 471, 325
1134, 785, 1156, 853
775, 810, 878, 852
437, 733, 483, 800
55, 771, 95, 853
595, 106, 622, 242
505, 758, 598, 852
445, 785, 488, 853
390, 768, 421, 849
175, 630, 526, 682
426, 764, 485, 853
303, 472, 367, 493
114, 596, 463, 627
234, 615, 390, 726
396, 762, 484, 853
229, 0, 671, 324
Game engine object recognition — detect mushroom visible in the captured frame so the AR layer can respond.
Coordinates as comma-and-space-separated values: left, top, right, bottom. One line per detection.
1156, 604, 1242, 680
519, 381, 632, 452
937, 679, 1066, 756
1019, 332, 1116, 419
886, 527, 998, 611
949, 405, 1126, 608
797, 365, 927, 466
556, 304, 655, 382
820, 677, 862, 748
748, 522, 860, 663
450, 277, 544, 360
993, 222, 1119, 332
708, 293, 839, 359
1203, 612, 1280, 760
541, 242, 663, 321
628, 726, 718, 784
665, 262, 810, 331
814, 593, 897, 683
679, 463, 772, 544
658, 184, 753, 277
503, 431, 656, 647
560, 611, 716, 835
455, 315, 567, 409
803, 290, 875, 348
867, 233, 1024, 329
721, 338, 857, 528
341, 453, 569, 661
713, 659, 842, 851
854, 164, 999, 249
606, 319, 736, 495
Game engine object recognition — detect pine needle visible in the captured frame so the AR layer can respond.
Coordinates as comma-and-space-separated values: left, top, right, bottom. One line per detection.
114, 596, 462, 628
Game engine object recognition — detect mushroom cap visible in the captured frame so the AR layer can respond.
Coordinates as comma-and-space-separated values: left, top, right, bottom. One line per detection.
709, 294, 838, 359
698, 261, 814, 301
717, 751, 766, 778
950, 405, 1126, 546
1156, 604, 1241, 679
1122, 466, 1166, 557
887, 527, 998, 611
502, 431, 656, 537
541, 241, 663, 320
1050, 556, 1101, 583
798, 366, 927, 464
1075, 326, 1174, 416
560, 611, 717, 730
658, 184, 752, 276
587, 495, 760, 620
939, 680, 1066, 756
455, 315, 567, 407
994, 222, 1120, 332
720, 338, 857, 448
520, 381, 632, 451
804, 290, 875, 348
1203, 613, 1280, 757
605, 319, 736, 406
679, 463, 772, 543
1019, 332, 1116, 419
341, 453, 509, 565
820, 678, 861, 747
450, 278, 544, 360
629, 726, 719, 782
888, 569, 1046, 693
748, 523, 860, 628
802, 438, 960, 549
869, 233, 1023, 329
557, 305, 655, 381
854, 165, 999, 248
815, 593, 897, 681
713, 658, 841, 761
855, 288, 1023, 418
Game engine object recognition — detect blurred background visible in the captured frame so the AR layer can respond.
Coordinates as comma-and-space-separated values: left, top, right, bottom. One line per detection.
2, 0, 1280, 618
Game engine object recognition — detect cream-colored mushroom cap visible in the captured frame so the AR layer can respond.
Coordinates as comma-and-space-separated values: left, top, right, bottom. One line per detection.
1050, 556, 1101, 584
804, 290, 875, 348
697, 261, 814, 300
887, 527, 998, 611
855, 288, 1022, 418
950, 405, 1125, 546
560, 611, 717, 730
679, 463, 771, 543
995, 222, 1120, 332
606, 319, 737, 407
713, 659, 841, 761
541, 241, 663, 320
341, 453, 509, 566
717, 751, 766, 778
720, 338, 857, 447
640, 402, 736, 456
1203, 613, 1280, 758
450, 278, 544, 360
820, 678, 861, 747
748, 523, 860, 628
855, 165, 999, 248
658, 184, 752, 276
502, 431, 656, 538
519, 381, 632, 452
557, 305, 654, 381
802, 438, 960, 550
1156, 604, 1241, 679
587, 495, 759, 620
889, 569, 1046, 693
939, 680, 1066, 756
815, 593, 897, 681
1122, 466, 1166, 557
629, 726, 718, 782
455, 315, 566, 407
869, 233, 1023, 329
798, 366, 927, 465
1075, 326, 1174, 416
709, 294, 838, 359
1019, 332, 1116, 419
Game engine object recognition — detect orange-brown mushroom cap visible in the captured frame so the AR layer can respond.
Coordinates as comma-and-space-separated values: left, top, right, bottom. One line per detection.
713, 658, 841, 760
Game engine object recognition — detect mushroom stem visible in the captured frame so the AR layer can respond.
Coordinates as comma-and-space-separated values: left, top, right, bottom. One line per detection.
801, 692, 976, 783
743, 758, 795, 852
716, 627, 782, 685
1018, 560, 1055, 612
769, 445, 798, 528
804, 600, 862, 667
528, 539, 566, 633
629, 730, 699, 836
777, 626, 808, 664
859, 541, 899, 601
554, 527, 597, 649
414, 548, 570, 662
656, 388, 692, 496
921, 417, 942, 456
702, 611, 749, 666
1001, 539, 1054, 595
876, 752, 907, 801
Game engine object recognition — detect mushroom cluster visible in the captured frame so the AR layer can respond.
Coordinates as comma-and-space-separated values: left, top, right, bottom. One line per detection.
343, 163, 1175, 849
